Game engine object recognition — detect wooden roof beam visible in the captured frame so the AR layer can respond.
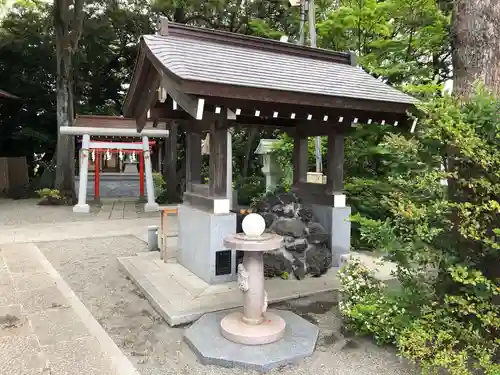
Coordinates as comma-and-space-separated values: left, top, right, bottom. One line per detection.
160, 75, 205, 121
133, 63, 162, 132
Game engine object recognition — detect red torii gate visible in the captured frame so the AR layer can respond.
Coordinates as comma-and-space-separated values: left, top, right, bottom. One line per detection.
90, 140, 156, 201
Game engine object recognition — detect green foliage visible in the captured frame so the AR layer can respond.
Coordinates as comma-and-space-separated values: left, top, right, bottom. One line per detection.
0, 0, 153, 161
339, 89, 500, 375
339, 261, 416, 344
36, 188, 61, 199
317, 0, 451, 88
235, 175, 265, 206
152, 172, 166, 198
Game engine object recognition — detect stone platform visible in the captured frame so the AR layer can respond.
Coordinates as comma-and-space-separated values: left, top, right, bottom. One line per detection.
117, 251, 340, 326
184, 309, 319, 372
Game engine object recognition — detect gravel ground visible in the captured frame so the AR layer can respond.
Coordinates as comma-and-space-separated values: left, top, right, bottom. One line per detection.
37, 236, 419, 375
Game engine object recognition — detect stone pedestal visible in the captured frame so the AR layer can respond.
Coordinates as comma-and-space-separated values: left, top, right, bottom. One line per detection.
221, 224, 284, 345
310, 204, 351, 266
177, 204, 237, 284
184, 213, 320, 371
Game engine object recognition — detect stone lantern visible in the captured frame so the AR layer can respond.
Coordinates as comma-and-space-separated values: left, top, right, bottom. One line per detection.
254, 139, 283, 192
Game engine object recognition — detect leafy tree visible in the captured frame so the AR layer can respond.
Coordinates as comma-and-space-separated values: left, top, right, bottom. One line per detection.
0, 1, 56, 173
317, 0, 451, 93
52, 0, 85, 199
339, 89, 499, 375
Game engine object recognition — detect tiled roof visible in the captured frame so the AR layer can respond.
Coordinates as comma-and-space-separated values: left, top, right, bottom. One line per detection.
142, 32, 416, 105
74, 115, 158, 129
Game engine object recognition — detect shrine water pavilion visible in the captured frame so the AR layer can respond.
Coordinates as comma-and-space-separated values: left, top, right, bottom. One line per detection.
121, 18, 416, 283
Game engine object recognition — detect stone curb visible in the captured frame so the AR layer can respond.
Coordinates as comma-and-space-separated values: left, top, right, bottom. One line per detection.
31, 244, 141, 375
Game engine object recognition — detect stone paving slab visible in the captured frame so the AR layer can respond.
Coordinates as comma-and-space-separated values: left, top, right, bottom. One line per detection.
118, 251, 341, 326
0, 199, 160, 226
0, 243, 140, 375
0, 217, 178, 245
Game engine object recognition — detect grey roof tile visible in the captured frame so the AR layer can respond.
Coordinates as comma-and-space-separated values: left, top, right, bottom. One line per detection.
143, 34, 417, 105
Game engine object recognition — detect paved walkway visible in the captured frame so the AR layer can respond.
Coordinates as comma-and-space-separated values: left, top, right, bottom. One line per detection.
0, 199, 164, 226
0, 199, 177, 375
0, 243, 139, 375
0, 217, 177, 245
0, 199, 178, 245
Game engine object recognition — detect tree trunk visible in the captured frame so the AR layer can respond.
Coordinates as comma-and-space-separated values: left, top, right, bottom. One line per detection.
451, 0, 500, 301
54, 49, 76, 199
452, 0, 500, 97
241, 128, 257, 178
53, 0, 84, 202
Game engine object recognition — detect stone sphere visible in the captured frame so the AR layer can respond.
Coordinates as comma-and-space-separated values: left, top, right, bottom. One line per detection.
242, 213, 266, 237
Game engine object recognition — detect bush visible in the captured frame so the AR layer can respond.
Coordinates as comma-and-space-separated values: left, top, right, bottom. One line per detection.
338, 88, 500, 375
152, 173, 166, 198
235, 176, 265, 206
339, 261, 416, 345
36, 188, 61, 199
36, 188, 67, 206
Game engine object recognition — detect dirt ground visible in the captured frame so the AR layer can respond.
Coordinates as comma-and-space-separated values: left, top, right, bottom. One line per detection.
37, 236, 419, 375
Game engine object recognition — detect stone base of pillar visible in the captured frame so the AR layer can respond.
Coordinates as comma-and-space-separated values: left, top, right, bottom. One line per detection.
144, 202, 160, 212
220, 311, 286, 345
73, 204, 90, 213
178, 204, 237, 284
184, 309, 319, 372
310, 204, 351, 267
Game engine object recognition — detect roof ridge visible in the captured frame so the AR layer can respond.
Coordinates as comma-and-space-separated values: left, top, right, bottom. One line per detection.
154, 18, 352, 65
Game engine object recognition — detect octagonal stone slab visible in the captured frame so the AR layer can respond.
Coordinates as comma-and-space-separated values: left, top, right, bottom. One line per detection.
184, 309, 319, 372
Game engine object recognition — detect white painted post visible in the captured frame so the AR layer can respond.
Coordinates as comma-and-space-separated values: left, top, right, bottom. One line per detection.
74, 134, 91, 213
142, 136, 160, 212
227, 129, 234, 209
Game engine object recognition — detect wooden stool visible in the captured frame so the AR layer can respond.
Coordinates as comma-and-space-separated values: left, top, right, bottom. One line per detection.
159, 207, 178, 261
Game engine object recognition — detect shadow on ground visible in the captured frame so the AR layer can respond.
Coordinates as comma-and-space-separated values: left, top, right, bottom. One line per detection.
38, 236, 419, 375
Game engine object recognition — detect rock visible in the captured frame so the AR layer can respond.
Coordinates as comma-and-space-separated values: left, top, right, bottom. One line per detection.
254, 200, 270, 213
292, 258, 306, 280
251, 190, 334, 279
263, 193, 281, 208
263, 252, 293, 278
307, 222, 329, 245
277, 192, 298, 205
285, 238, 308, 253
271, 218, 306, 238
261, 212, 278, 229
298, 208, 314, 223
281, 203, 296, 218
271, 205, 285, 217
305, 244, 332, 277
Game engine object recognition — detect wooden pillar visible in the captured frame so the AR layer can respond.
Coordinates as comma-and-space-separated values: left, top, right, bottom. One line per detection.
209, 118, 228, 198
157, 141, 162, 173
162, 123, 180, 202
292, 133, 308, 185
185, 131, 201, 192
325, 132, 344, 193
